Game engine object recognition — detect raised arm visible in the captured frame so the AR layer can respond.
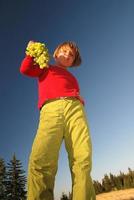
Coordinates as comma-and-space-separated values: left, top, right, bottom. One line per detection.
20, 40, 49, 77
19, 55, 44, 77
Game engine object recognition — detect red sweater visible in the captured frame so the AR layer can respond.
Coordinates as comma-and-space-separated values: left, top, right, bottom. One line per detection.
19, 55, 85, 110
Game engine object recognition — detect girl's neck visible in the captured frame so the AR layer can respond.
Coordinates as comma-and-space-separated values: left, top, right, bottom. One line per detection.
55, 62, 68, 70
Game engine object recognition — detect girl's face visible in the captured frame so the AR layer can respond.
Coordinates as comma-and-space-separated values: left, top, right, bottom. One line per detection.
55, 46, 75, 69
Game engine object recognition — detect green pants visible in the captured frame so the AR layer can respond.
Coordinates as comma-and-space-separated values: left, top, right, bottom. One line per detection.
27, 97, 96, 200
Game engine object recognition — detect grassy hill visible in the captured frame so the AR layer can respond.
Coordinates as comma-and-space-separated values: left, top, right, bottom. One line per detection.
96, 188, 134, 200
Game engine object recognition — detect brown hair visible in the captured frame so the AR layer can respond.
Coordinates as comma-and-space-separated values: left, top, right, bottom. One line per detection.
53, 41, 82, 67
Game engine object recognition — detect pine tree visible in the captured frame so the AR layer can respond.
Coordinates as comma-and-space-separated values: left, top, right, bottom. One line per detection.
93, 180, 104, 194
102, 174, 112, 192
128, 167, 134, 187
109, 173, 117, 191
68, 191, 72, 200
119, 171, 125, 189
0, 158, 7, 200
124, 175, 132, 189
6, 153, 27, 200
114, 175, 122, 190
60, 192, 69, 200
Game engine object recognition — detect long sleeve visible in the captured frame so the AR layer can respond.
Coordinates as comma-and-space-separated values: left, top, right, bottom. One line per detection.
19, 55, 44, 77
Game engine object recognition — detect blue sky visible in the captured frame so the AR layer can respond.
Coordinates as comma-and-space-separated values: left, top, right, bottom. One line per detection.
0, 0, 134, 199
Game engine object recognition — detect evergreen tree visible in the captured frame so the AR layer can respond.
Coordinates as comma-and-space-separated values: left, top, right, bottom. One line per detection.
109, 173, 117, 191
93, 168, 134, 195
119, 171, 125, 189
113, 175, 122, 190
128, 167, 134, 187
0, 158, 7, 200
68, 191, 72, 200
93, 180, 104, 194
124, 174, 132, 189
60, 192, 69, 200
102, 174, 112, 192
6, 153, 27, 200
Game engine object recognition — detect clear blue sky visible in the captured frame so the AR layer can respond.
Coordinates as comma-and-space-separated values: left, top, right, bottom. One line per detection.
0, 0, 134, 199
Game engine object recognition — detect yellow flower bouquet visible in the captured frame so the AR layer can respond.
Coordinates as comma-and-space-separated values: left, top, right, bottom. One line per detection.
25, 41, 50, 69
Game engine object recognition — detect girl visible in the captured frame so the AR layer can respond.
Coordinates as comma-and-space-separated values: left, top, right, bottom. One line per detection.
20, 41, 96, 200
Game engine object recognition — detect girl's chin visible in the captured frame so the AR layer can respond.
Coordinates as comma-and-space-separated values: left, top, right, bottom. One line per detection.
56, 61, 70, 67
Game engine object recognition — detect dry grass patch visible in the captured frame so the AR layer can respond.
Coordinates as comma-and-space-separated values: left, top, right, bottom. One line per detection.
96, 188, 134, 200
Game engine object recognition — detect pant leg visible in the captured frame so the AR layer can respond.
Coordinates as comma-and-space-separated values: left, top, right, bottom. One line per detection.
27, 103, 64, 200
63, 99, 96, 200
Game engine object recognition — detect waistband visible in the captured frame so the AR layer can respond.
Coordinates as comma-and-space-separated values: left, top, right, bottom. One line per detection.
39, 96, 78, 111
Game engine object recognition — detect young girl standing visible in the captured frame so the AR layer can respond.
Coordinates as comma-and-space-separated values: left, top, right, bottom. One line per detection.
20, 41, 96, 200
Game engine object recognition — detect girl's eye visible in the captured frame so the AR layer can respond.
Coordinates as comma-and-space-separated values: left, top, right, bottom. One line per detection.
60, 48, 74, 56
69, 52, 74, 56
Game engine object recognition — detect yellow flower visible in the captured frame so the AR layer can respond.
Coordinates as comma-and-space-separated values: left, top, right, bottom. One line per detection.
25, 42, 50, 69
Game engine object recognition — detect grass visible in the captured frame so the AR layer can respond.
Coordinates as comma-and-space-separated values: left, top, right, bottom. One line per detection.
96, 188, 134, 200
